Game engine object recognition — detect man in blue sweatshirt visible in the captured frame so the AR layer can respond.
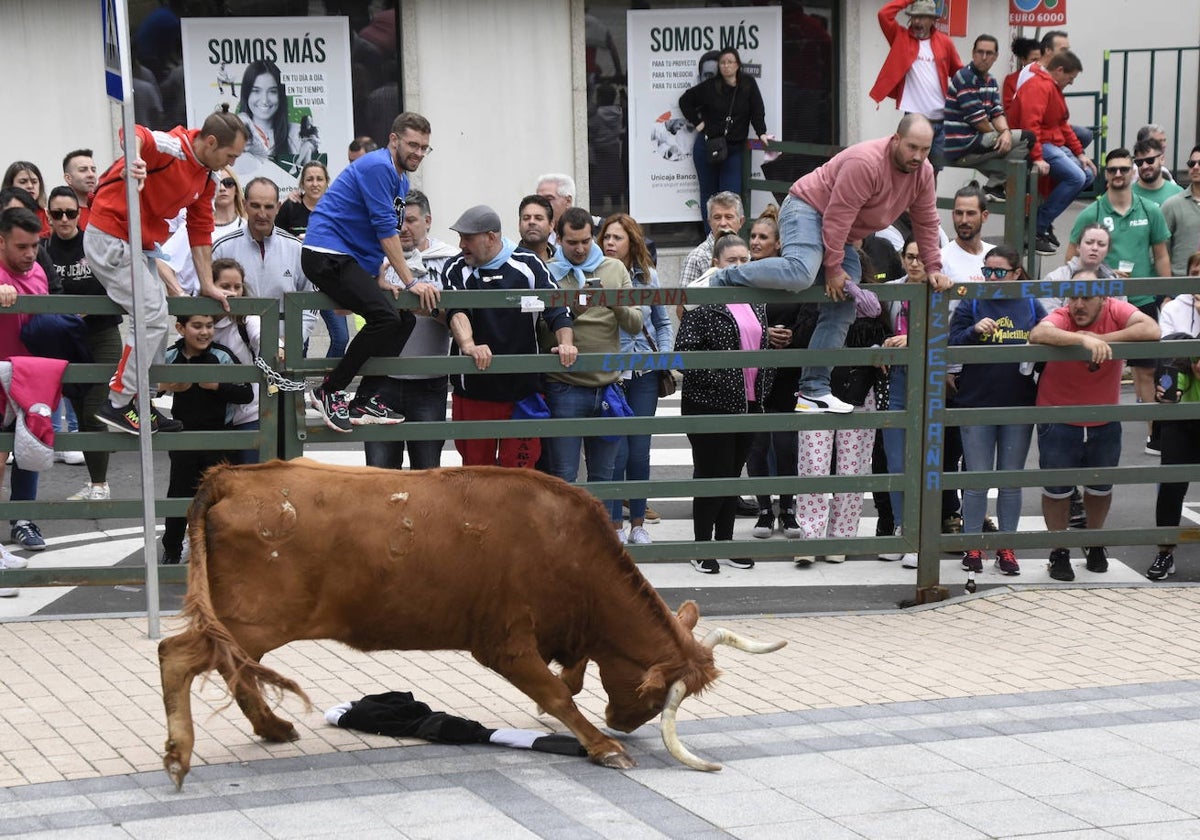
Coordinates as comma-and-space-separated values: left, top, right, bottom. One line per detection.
302, 112, 440, 432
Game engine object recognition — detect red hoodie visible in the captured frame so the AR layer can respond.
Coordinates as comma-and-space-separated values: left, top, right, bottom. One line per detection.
1007, 65, 1083, 162
89, 124, 216, 249
869, 0, 962, 107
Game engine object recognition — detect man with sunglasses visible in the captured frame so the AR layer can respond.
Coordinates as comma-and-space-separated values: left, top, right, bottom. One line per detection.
1131, 138, 1183, 208
1161, 145, 1200, 276
302, 111, 440, 432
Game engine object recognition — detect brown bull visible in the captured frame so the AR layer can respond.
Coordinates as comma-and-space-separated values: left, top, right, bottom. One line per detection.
159, 459, 784, 789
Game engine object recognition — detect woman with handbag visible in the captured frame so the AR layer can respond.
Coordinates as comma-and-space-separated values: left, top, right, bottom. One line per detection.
676, 234, 774, 574
599, 214, 673, 545
678, 48, 769, 230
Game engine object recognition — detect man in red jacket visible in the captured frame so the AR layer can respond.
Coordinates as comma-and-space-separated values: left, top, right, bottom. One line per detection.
870, 0, 962, 171
1008, 50, 1097, 255
84, 108, 248, 435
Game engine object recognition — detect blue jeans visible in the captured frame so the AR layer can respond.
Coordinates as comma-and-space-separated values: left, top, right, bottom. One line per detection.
693, 134, 744, 229
1037, 143, 1090, 234
320, 308, 349, 358
362, 376, 448, 470
608, 373, 659, 524
960, 423, 1033, 533
710, 195, 857, 395
544, 380, 619, 484
231, 420, 261, 465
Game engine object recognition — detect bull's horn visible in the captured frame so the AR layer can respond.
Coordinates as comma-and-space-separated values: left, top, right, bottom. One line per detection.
660, 680, 721, 772
701, 628, 787, 654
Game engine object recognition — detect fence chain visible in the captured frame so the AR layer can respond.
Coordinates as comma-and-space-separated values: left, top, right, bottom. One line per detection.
254, 356, 308, 395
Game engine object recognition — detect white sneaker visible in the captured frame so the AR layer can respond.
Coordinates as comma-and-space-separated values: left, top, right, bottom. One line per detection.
57, 451, 86, 465
823, 554, 846, 563
615, 527, 627, 545
67, 482, 110, 501
794, 555, 815, 566
795, 392, 854, 414
0, 587, 17, 598
901, 552, 919, 568
628, 525, 653, 545
0, 546, 28, 570
879, 527, 905, 561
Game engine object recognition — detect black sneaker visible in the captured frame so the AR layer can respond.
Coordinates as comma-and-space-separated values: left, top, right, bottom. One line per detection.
983, 184, 1007, 204
1047, 227, 1061, 247
1144, 435, 1161, 456
778, 510, 803, 538
724, 558, 755, 570
1085, 545, 1109, 573
736, 497, 759, 516
1048, 548, 1075, 581
162, 550, 182, 565
942, 513, 963, 534
313, 386, 352, 433
690, 558, 720, 575
348, 394, 405, 426
752, 511, 775, 539
96, 401, 151, 435
150, 407, 183, 433
1147, 551, 1175, 581
1035, 233, 1058, 256
982, 516, 998, 533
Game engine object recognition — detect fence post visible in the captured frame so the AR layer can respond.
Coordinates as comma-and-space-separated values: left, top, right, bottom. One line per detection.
915, 283, 949, 604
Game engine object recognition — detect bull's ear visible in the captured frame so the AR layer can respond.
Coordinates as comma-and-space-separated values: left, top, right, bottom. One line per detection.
637, 663, 668, 698
676, 600, 700, 630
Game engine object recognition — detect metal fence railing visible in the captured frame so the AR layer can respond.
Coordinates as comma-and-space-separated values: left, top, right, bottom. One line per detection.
2, 277, 1197, 612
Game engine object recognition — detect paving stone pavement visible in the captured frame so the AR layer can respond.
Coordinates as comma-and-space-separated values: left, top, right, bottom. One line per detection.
4, 587, 1200, 837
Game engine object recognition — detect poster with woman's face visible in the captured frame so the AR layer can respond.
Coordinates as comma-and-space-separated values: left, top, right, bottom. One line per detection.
180, 17, 352, 191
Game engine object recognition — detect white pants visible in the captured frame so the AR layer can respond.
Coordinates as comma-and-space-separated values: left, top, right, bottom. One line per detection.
794, 392, 876, 540
83, 227, 171, 405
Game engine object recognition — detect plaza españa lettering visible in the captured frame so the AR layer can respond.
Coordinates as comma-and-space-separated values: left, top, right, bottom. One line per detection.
602, 353, 685, 372
971, 280, 1126, 300
923, 290, 947, 492
545, 288, 689, 309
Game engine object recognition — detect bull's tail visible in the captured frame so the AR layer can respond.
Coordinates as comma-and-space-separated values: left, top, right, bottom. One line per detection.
178, 471, 310, 711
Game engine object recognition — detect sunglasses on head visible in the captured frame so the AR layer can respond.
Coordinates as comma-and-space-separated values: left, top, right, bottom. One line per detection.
48, 208, 79, 220
1105, 165, 1132, 174
219, 177, 237, 188
981, 266, 1014, 279
1133, 156, 1160, 167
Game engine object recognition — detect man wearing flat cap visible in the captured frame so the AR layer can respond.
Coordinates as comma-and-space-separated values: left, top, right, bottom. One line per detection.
870, 0, 962, 171
443, 204, 575, 469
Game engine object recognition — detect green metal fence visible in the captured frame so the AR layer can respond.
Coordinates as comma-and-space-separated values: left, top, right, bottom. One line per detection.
2, 277, 1198, 609
1100, 46, 1200, 173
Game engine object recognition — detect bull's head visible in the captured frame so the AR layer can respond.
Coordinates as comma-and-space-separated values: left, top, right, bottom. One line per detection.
599, 602, 785, 771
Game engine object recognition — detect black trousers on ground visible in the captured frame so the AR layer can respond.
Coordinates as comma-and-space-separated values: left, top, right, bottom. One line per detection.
164, 449, 234, 555
1156, 418, 1200, 545
301, 250, 416, 393
685, 400, 758, 543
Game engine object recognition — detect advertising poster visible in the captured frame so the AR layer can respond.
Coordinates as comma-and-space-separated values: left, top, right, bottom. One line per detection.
1009, 0, 1068, 26
180, 17, 352, 190
627, 8, 781, 223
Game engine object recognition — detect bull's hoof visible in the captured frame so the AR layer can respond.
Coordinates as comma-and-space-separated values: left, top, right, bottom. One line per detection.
596, 750, 637, 770
164, 755, 188, 791
257, 721, 299, 743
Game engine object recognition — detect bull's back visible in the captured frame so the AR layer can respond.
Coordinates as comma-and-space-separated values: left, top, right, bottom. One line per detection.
196, 460, 627, 653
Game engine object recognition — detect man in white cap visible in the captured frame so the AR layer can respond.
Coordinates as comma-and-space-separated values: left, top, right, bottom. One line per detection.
870, 0, 963, 171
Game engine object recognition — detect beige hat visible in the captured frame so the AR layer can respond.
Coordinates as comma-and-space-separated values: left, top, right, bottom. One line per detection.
905, 0, 939, 17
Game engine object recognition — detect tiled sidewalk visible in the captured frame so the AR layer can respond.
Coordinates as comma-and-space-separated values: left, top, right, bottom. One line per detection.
3, 587, 1200, 788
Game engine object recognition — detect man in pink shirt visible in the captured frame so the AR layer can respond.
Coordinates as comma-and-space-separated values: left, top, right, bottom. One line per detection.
703, 114, 952, 412
1029, 285, 1158, 581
